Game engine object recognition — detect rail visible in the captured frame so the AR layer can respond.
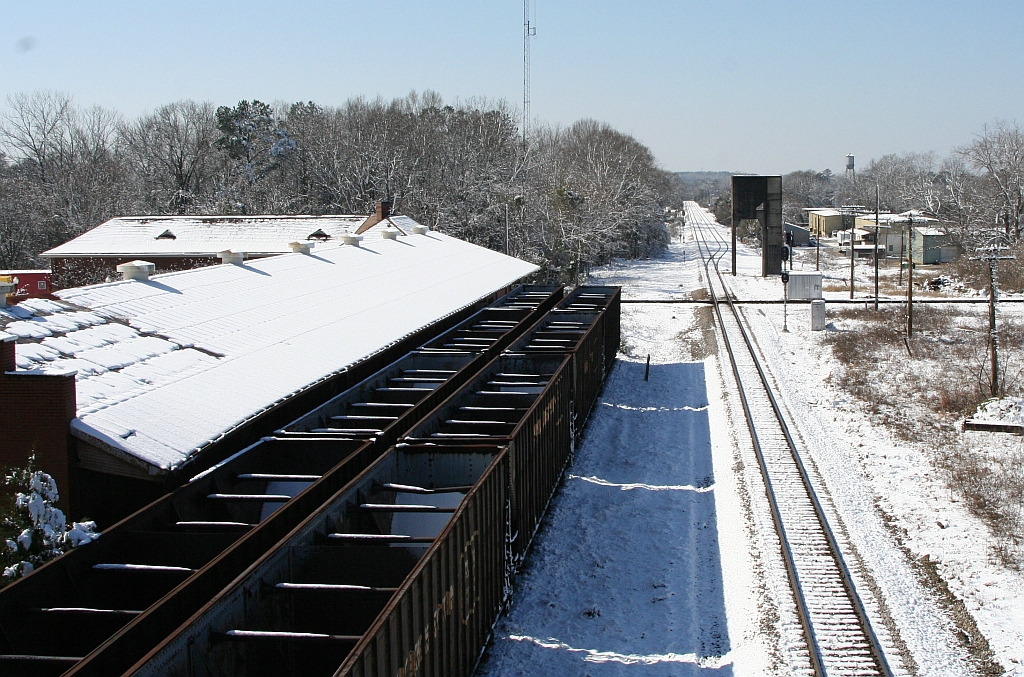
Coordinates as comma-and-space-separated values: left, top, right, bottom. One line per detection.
687, 204, 894, 677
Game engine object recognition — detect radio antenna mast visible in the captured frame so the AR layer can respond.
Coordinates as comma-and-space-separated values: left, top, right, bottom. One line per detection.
523, 0, 536, 148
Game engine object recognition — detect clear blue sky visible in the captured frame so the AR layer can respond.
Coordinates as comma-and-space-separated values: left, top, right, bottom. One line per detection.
2, 1, 1021, 174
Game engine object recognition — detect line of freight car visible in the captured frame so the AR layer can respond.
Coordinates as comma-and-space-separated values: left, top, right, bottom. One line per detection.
0, 437, 377, 677
417, 284, 562, 354
274, 351, 479, 449
126, 333, 610, 676
553, 285, 621, 375
400, 353, 572, 566
272, 285, 564, 448
502, 309, 607, 439
0, 285, 565, 677
128, 443, 508, 677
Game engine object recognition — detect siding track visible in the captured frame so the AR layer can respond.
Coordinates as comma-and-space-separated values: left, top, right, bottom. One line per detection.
687, 204, 895, 677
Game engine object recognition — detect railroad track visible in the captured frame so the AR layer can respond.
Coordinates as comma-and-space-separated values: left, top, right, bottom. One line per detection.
686, 204, 895, 677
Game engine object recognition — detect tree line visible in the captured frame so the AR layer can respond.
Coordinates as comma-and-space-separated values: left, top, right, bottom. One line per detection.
702, 120, 1024, 264
0, 91, 676, 282
782, 120, 1024, 255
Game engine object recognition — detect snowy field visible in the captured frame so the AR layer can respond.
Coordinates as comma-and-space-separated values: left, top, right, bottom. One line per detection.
477, 206, 1024, 676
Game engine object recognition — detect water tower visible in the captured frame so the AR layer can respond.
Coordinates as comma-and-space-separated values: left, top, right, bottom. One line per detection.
845, 154, 855, 181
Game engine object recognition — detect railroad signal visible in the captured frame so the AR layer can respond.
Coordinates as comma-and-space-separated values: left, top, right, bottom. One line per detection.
781, 245, 790, 262
781, 271, 789, 332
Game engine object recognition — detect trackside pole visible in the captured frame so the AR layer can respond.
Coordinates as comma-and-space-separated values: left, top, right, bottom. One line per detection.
782, 271, 790, 332
732, 221, 737, 276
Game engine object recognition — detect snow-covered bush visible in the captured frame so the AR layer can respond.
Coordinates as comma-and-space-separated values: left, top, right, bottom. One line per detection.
1, 463, 98, 585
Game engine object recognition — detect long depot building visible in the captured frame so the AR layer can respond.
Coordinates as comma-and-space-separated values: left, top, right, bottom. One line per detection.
1, 216, 538, 525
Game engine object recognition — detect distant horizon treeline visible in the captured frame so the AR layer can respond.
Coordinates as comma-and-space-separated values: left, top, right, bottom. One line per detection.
0, 90, 679, 282
688, 121, 1024, 257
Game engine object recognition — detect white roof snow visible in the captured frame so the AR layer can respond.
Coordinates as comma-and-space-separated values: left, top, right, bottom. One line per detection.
41, 214, 369, 258
6, 230, 537, 472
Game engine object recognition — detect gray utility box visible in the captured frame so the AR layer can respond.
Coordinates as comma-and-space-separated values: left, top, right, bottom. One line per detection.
811, 300, 826, 331
786, 271, 822, 300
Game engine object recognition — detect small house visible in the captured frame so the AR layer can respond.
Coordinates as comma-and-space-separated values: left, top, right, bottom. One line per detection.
806, 207, 867, 238
0, 270, 52, 299
913, 227, 956, 264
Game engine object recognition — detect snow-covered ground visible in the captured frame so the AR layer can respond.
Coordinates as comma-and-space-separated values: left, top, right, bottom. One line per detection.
477, 206, 1024, 676
478, 241, 776, 675
703, 206, 1024, 675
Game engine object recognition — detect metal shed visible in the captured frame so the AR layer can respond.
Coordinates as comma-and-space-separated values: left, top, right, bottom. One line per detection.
913, 227, 955, 264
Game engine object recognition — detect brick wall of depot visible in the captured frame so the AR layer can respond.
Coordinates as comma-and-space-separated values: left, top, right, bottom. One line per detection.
1, 340, 78, 513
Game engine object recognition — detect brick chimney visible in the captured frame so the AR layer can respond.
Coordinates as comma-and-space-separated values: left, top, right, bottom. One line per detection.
356, 200, 394, 235
2, 335, 15, 373
0, 338, 79, 513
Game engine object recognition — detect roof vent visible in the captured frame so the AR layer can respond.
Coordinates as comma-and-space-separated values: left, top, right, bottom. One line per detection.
341, 234, 363, 247
381, 228, 399, 240
289, 241, 313, 254
117, 260, 157, 281
411, 224, 429, 235
307, 229, 331, 241
155, 229, 176, 240
218, 250, 245, 265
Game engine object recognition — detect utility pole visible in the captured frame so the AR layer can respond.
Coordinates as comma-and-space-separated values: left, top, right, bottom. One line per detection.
815, 223, 820, 271
975, 236, 1015, 397
898, 226, 904, 287
906, 214, 914, 337
847, 209, 855, 299
874, 186, 880, 311
988, 260, 999, 396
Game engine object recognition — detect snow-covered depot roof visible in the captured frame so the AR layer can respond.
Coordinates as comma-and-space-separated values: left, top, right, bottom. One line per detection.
6, 231, 537, 473
41, 214, 369, 258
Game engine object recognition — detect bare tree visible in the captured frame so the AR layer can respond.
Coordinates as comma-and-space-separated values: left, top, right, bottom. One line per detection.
118, 101, 218, 213
0, 91, 75, 184
957, 120, 1024, 237
0, 167, 41, 268
1, 89, 673, 283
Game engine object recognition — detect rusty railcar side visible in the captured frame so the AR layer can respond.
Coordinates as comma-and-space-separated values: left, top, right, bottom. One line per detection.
417, 284, 562, 356
126, 445, 508, 677
555, 285, 620, 375
336, 450, 508, 677
0, 438, 374, 677
503, 309, 607, 439
275, 351, 481, 449
400, 354, 572, 565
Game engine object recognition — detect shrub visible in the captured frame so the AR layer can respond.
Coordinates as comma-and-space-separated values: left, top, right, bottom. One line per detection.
1, 462, 98, 585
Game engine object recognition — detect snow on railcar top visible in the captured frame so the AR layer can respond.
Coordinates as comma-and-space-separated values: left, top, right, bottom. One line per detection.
4, 226, 537, 473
